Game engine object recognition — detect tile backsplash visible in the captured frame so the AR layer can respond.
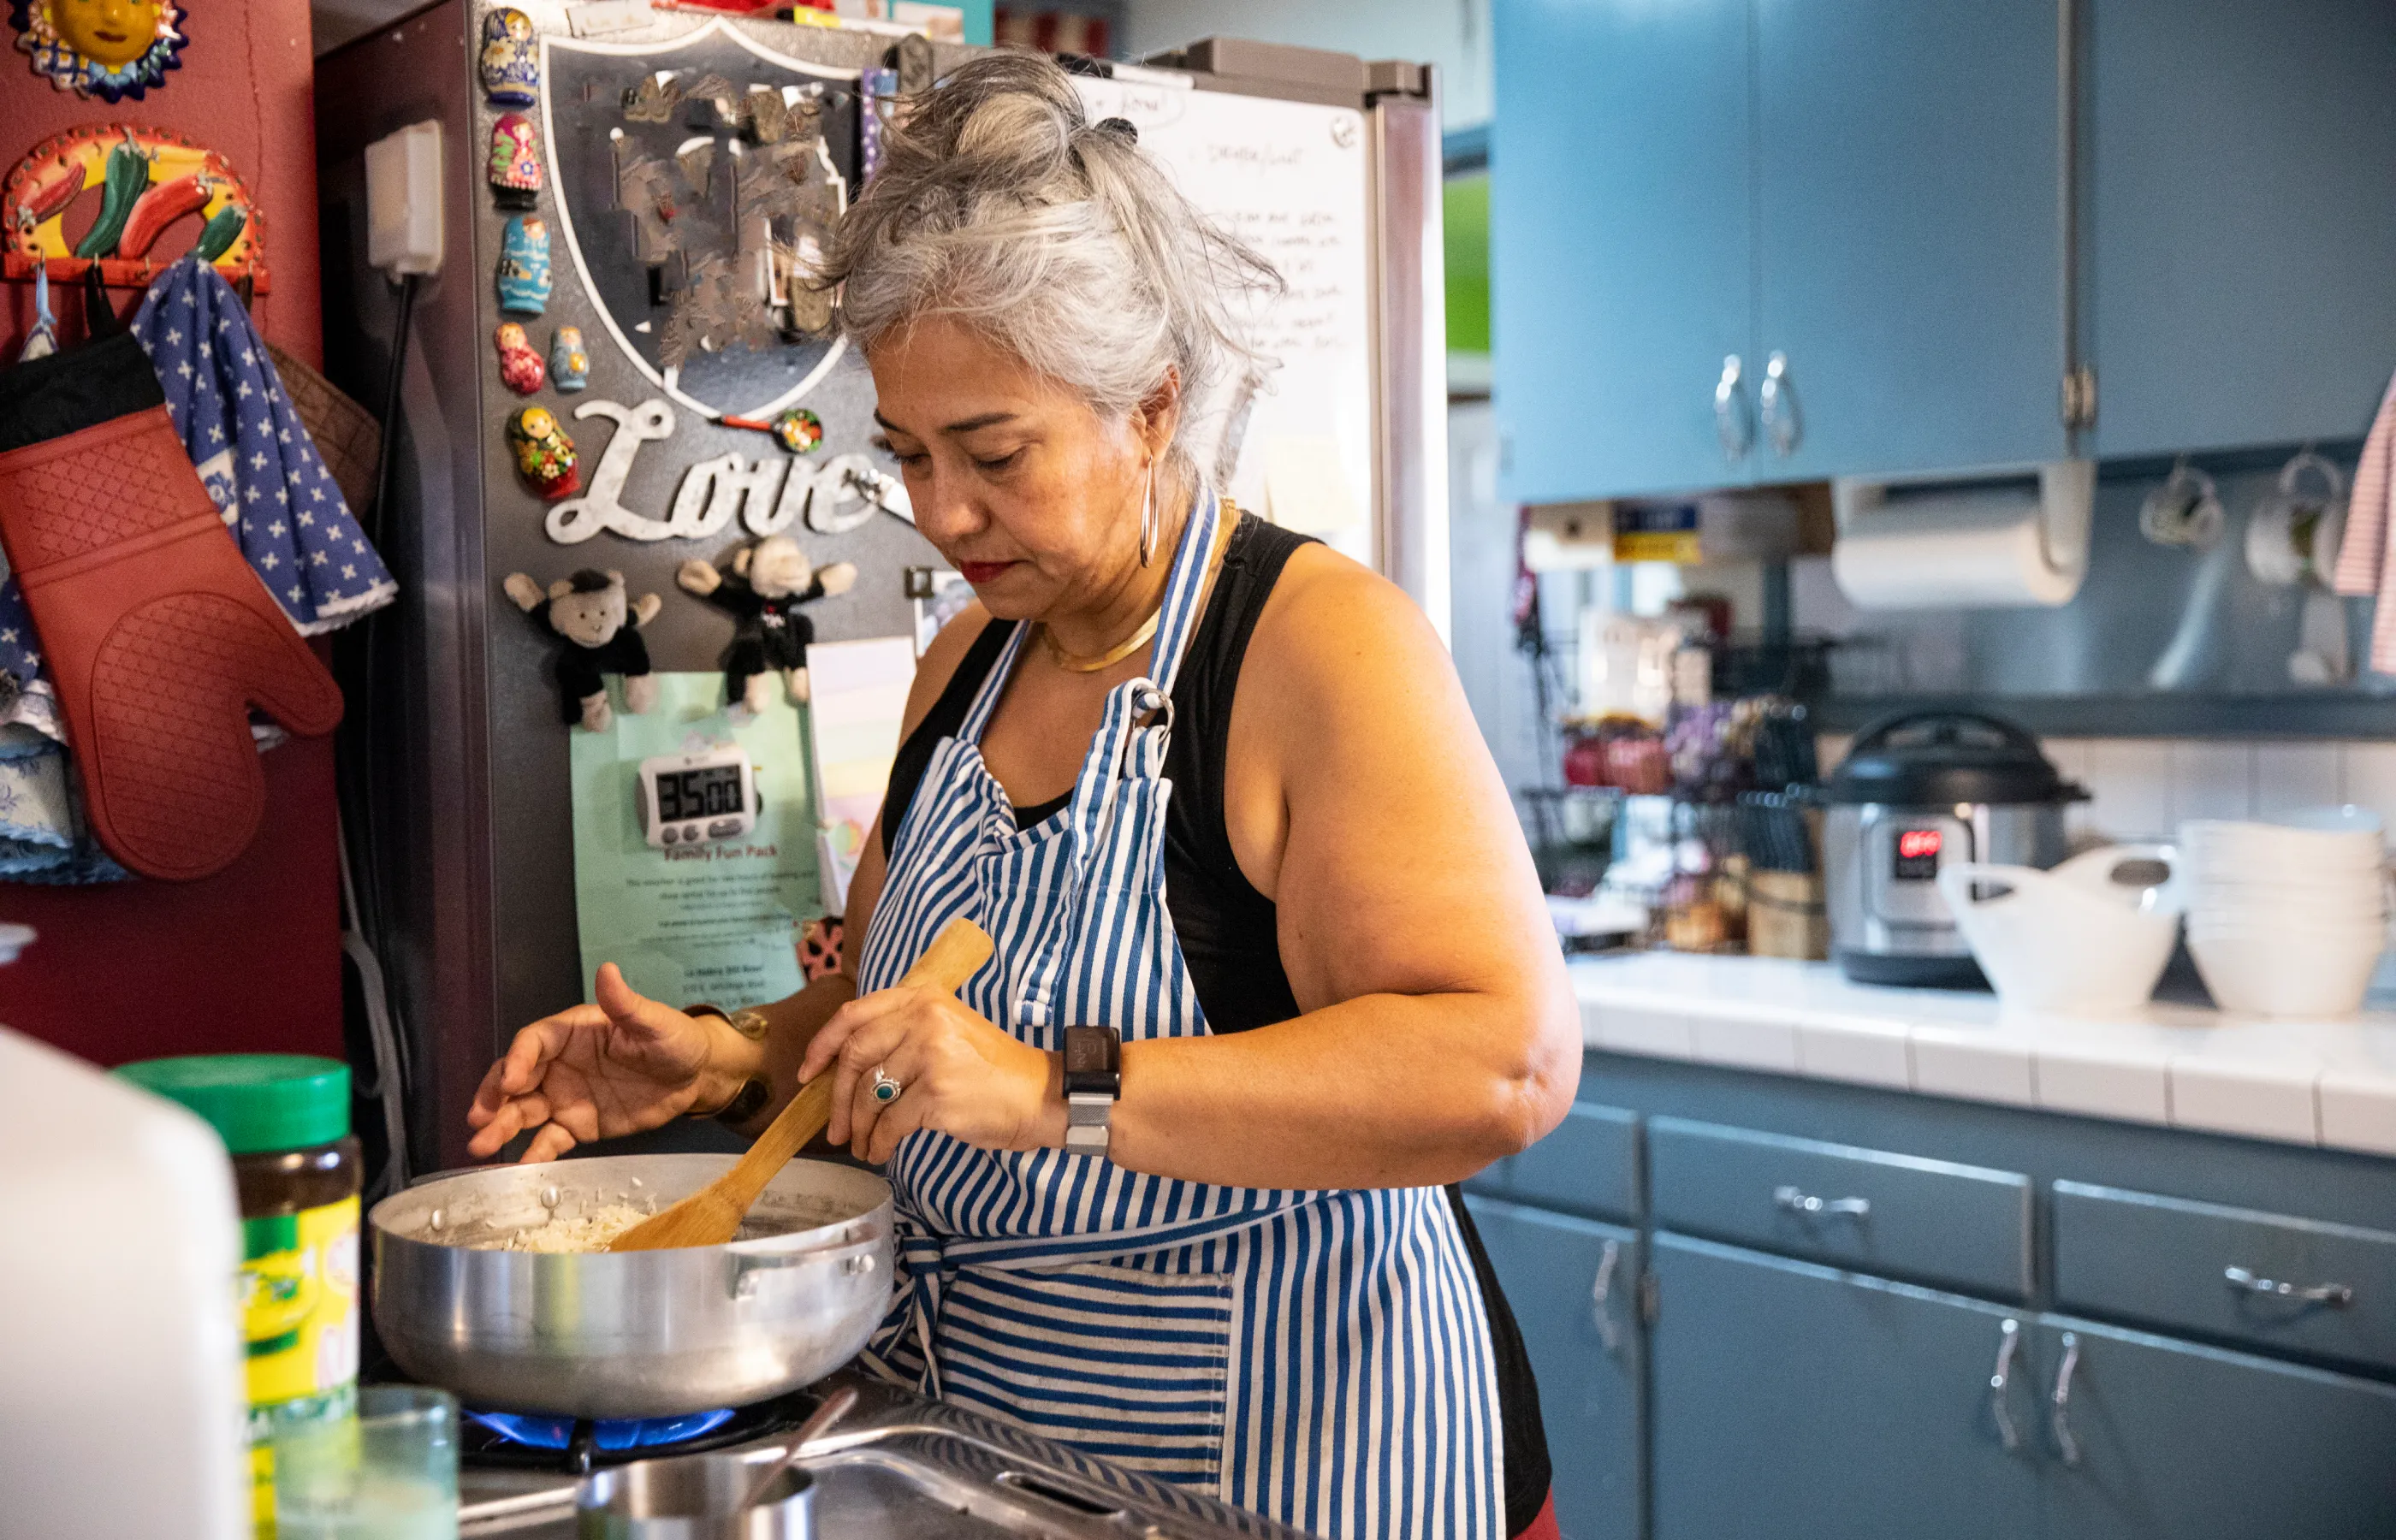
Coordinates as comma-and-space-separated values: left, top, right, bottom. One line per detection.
1818, 736, 2396, 845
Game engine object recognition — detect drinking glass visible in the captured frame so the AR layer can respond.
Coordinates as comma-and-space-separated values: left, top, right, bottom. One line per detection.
274, 1385, 459, 1540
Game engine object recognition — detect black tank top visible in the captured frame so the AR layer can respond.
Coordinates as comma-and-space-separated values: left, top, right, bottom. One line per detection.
878, 513, 1552, 1533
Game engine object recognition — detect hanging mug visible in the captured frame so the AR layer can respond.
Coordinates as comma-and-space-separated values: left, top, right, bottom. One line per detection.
2140, 457, 2225, 550
2245, 448, 2346, 589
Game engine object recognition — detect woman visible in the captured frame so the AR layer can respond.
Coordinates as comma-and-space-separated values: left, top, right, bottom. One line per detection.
467, 55, 1581, 1540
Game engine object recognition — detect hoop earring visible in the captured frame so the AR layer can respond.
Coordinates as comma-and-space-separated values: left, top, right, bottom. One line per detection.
1138, 465, 1158, 567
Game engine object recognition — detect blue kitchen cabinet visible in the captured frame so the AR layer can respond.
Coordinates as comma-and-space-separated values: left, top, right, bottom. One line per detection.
2085, 0, 2396, 458
1753, 0, 2067, 479
1647, 1232, 2039, 1540
1490, 0, 1754, 501
1467, 1195, 1643, 1540
2034, 1316, 2396, 1538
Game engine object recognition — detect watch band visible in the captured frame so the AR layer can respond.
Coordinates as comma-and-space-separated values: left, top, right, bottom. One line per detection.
1061, 1025, 1121, 1156
685, 1004, 772, 1122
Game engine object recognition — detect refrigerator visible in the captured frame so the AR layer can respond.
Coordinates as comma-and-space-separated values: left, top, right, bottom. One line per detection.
312, 8, 1445, 1175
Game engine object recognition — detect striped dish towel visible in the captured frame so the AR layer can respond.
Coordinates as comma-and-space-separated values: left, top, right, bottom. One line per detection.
2333, 369, 2396, 671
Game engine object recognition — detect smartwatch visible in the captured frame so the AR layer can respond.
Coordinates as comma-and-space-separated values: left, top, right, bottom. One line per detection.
1061, 1025, 1122, 1156
686, 1004, 772, 1124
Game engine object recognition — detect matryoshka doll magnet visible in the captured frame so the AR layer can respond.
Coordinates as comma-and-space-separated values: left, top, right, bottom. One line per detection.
496, 214, 551, 315
489, 112, 543, 209
507, 406, 578, 500
478, 7, 538, 107
494, 321, 545, 394
549, 325, 590, 392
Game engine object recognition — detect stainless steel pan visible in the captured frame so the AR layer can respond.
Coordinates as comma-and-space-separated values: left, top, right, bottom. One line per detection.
370, 1153, 893, 1419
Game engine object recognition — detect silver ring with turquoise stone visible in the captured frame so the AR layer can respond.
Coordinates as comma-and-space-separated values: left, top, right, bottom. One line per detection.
869, 1068, 903, 1104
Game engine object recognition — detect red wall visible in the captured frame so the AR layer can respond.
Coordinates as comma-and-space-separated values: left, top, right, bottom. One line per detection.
0, 0, 341, 1064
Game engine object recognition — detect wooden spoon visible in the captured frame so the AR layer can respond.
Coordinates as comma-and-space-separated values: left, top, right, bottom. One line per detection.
608, 917, 993, 1252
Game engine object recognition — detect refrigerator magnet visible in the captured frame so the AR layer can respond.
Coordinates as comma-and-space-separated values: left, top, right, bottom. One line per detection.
494, 321, 546, 394
507, 406, 579, 500
489, 112, 543, 210
479, 8, 538, 107
550, 326, 590, 392
495, 214, 551, 314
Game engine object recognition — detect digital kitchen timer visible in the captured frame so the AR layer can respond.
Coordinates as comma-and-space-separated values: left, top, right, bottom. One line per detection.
637, 745, 758, 850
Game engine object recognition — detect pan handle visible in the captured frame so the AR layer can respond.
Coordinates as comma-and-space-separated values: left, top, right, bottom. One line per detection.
727, 1225, 890, 1297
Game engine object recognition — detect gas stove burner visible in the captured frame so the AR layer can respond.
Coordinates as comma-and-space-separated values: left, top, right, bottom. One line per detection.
467, 1407, 737, 1451
460, 1391, 816, 1474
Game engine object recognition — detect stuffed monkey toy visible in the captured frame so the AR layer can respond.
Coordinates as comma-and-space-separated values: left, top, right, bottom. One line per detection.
503, 568, 661, 732
677, 535, 855, 711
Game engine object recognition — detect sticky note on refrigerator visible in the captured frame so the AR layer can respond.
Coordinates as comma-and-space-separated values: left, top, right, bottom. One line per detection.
1264, 435, 1362, 536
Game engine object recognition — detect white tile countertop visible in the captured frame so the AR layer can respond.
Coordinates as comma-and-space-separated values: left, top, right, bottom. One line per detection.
1572, 951, 2396, 1157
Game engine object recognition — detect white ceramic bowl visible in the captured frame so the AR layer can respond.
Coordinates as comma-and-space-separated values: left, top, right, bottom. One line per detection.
1937, 844, 2183, 1016
2188, 922, 2385, 1018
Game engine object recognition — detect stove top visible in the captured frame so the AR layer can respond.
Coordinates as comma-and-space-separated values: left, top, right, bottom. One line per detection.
457, 1374, 1313, 1539
460, 1392, 808, 1472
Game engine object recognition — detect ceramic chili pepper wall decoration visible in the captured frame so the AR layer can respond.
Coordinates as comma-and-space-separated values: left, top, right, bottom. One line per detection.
507, 406, 579, 500
488, 112, 542, 209
494, 321, 545, 394
478, 7, 537, 106
9, 0, 184, 102
1, 124, 269, 290
495, 214, 550, 315
549, 325, 589, 392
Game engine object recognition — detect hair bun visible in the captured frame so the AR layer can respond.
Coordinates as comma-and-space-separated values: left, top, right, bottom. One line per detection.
1093, 116, 1138, 145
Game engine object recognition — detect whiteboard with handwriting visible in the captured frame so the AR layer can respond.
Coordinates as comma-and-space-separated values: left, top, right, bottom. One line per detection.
1075, 76, 1373, 550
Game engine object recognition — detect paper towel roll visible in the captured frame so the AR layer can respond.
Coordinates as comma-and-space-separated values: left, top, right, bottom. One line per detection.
1831, 462, 2093, 610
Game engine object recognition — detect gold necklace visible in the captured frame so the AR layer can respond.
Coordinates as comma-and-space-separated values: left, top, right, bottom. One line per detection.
1038, 500, 1236, 674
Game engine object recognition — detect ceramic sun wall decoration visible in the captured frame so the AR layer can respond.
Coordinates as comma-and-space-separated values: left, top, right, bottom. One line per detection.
2, 124, 267, 290
10, 0, 183, 102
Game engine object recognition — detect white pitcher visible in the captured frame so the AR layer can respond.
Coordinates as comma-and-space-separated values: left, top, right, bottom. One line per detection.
1936, 844, 2183, 1016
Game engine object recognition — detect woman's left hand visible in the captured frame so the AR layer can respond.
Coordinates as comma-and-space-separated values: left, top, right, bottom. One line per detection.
799, 983, 1060, 1164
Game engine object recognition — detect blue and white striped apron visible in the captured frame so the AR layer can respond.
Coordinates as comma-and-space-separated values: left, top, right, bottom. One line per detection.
855, 491, 1503, 1540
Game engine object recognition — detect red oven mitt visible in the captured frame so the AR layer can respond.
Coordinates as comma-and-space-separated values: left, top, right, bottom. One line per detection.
0, 331, 343, 880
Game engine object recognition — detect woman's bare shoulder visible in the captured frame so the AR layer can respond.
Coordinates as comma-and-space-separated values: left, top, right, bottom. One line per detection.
1246, 540, 1449, 707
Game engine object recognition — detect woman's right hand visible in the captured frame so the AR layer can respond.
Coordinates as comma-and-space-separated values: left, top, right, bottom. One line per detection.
466, 962, 756, 1163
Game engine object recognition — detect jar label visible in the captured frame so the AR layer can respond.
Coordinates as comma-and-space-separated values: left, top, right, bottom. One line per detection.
242, 1195, 359, 1531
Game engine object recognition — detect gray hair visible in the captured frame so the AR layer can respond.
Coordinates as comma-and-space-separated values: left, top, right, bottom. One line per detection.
820, 52, 1281, 483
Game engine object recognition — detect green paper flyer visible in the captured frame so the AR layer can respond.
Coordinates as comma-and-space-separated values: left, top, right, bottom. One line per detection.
567, 672, 822, 1010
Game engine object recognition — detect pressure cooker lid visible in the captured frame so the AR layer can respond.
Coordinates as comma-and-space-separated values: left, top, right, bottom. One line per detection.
1824, 709, 2080, 806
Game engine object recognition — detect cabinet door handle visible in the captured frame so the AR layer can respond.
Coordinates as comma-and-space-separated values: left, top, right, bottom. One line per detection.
1590, 1237, 1623, 1353
1715, 354, 1753, 460
1759, 350, 1802, 457
2224, 1265, 2353, 1307
1988, 1318, 2023, 1453
1775, 1185, 1870, 1221
2050, 1330, 2082, 1466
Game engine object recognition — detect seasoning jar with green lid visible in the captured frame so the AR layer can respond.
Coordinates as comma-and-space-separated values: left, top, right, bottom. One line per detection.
116, 1053, 360, 1537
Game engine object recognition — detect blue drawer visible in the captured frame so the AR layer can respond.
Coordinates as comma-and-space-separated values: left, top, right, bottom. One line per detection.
1464, 1102, 1641, 1223
2053, 1180, 2396, 1374
1647, 1116, 2031, 1301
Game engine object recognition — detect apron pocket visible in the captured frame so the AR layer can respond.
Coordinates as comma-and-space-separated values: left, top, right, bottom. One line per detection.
934, 1259, 1232, 1488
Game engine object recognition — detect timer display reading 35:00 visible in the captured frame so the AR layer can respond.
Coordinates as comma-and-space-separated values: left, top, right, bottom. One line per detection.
655, 765, 746, 822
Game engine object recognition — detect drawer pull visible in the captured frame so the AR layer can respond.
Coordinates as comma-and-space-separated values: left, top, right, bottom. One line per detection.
1590, 1237, 1623, 1353
1988, 1318, 2022, 1454
2223, 1265, 2353, 1307
2050, 1331, 2082, 1466
1775, 1185, 1871, 1221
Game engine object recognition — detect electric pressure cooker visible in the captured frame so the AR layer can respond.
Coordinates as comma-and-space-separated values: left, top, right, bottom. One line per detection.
1823, 709, 2085, 987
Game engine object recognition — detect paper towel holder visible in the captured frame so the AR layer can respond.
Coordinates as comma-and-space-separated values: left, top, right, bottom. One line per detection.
1831, 459, 2096, 607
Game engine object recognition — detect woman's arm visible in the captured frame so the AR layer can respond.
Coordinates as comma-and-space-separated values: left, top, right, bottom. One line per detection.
804, 549, 1581, 1189
1106, 548, 1581, 1188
